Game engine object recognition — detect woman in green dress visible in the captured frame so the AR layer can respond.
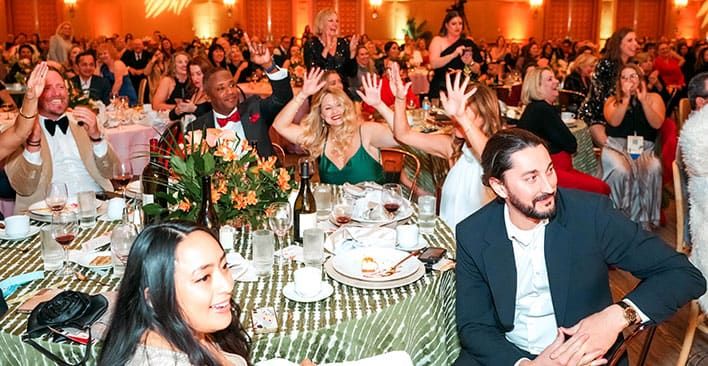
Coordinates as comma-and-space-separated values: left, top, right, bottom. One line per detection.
274, 67, 398, 184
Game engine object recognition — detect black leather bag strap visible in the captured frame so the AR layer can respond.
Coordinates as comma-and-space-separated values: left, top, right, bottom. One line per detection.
22, 328, 92, 366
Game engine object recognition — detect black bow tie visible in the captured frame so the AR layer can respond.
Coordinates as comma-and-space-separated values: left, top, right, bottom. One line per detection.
44, 116, 69, 136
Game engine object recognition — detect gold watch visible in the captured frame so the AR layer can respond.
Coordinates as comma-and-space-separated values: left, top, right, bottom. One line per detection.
616, 301, 639, 327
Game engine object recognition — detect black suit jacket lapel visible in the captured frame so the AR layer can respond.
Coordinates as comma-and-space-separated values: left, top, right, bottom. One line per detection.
544, 194, 572, 327
482, 203, 517, 330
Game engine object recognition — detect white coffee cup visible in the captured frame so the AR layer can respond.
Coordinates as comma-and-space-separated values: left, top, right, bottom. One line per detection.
561, 112, 575, 123
293, 267, 322, 298
106, 198, 126, 220
4, 215, 30, 238
142, 104, 153, 112
396, 224, 419, 249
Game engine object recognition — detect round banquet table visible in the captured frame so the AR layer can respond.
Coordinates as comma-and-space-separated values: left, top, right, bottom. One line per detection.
104, 123, 166, 175
0, 193, 462, 365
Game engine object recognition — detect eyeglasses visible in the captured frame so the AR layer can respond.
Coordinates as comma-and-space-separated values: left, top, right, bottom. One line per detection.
621, 74, 640, 81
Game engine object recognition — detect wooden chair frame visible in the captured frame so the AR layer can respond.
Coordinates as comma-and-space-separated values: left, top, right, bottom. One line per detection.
271, 142, 286, 165
380, 147, 421, 201
137, 78, 148, 106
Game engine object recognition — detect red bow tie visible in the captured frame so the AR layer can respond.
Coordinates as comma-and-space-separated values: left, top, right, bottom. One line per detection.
216, 111, 241, 127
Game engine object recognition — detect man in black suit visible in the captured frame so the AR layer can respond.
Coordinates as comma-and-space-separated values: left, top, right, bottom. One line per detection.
273, 35, 290, 67
185, 34, 292, 158
455, 128, 705, 366
121, 39, 151, 102
72, 51, 111, 105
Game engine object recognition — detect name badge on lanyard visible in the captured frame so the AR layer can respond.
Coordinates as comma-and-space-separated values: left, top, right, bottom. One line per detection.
627, 134, 644, 160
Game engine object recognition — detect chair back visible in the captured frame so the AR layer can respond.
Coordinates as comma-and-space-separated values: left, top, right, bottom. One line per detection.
678, 98, 690, 131
673, 160, 691, 255
380, 148, 421, 201
558, 89, 585, 110
607, 325, 656, 366
137, 78, 148, 106
271, 142, 286, 165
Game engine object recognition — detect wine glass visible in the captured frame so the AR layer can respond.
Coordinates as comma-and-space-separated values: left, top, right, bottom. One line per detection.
112, 162, 133, 198
382, 183, 402, 219
45, 182, 68, 216
267, 202, 292, 255
52, 211, 79, 277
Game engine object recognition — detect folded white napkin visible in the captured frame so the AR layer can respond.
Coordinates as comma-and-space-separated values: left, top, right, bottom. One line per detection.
274, 245, 303, 262
226, 252, 258, 282
324, 227, 396, 255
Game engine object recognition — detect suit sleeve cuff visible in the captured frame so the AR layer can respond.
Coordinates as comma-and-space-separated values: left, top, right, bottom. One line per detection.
92, 140, 108, 158
623, 298, 651, 324
23, 149, 42, 166
266, 66, 288, 81
515, 358, 531, 366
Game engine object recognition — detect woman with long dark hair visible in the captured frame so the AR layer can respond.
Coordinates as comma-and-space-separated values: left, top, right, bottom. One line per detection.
578, 27, 639, 146
99, 221, 251, 365
208, 43, 228, 69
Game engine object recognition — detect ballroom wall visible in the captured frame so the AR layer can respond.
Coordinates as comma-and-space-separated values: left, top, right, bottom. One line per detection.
1, 0, 705, 46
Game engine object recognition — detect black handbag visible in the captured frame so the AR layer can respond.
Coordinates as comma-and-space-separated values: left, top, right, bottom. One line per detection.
22, 290, 108, 366
0, 288, 7, 318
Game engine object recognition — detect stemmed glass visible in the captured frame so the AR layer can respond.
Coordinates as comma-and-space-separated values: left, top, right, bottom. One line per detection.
382, 183, 402, 219
112, 162, 133, 198
52, 211, 79, 277
267, 202, 292, 259
45, 183, 68, 218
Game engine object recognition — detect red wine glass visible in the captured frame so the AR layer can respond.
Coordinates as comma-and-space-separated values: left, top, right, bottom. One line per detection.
52, 211, 79, 277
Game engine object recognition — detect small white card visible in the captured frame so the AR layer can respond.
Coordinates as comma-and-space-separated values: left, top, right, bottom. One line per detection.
81, 234, 111, 252
627, 135, 644, 158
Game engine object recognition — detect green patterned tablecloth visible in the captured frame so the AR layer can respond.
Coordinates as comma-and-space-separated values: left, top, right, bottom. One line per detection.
569, 120, 599, 176
0, 209, 461, 365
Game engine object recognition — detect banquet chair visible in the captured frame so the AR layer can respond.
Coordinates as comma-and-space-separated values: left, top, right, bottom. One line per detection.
677, 98, 690, 131
271, 142, 286, 165
677, 300, 708, 366
137, 79, 148, 106
380, 148, 420, 201
558, 89, 585, 111
606, 325, 656, 366
673, 160, 691, 255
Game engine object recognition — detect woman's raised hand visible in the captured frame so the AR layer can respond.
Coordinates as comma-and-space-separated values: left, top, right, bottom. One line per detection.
440, 72, 476, 120
356, 73, 384, 107
349, 34, 360, 58
244, 33, 272, 67
25, 62, 49, 100
388, 62, 412, 102
301, 67, 326, 97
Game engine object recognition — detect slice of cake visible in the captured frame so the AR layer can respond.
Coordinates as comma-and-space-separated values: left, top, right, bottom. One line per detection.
361, 256, 379, 274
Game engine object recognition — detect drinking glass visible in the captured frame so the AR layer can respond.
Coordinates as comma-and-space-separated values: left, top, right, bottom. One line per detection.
252, 229, 275, 277
111, 211, 137, 278
77, 190, 97, 229
51, 211, 79, 277
382, 183, 402, 218
40, 226, 64, 271
303, 228, 325, 267
313, 185, 332, 220
417, 195, 437, 234
45, 182, 68, 215
112, 162, 133, 198
267, 202, 292, 251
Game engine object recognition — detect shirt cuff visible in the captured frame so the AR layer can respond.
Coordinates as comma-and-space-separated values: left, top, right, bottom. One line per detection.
22, 149, 42, 166
266, 66, 289, 81
92, 140, 108, 158
514, 358, 532, 366
623, 298, 651, 324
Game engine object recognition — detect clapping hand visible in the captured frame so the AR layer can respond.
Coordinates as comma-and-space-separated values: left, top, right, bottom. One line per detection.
356, 73, 384, 107
301, 67, 327, 97
636, 81, 648, 103
26, 62, 49, 100
387, 62, 412, 102
244, 33, 272, 67
440, 72, 476, 121
71, 106, 101, 140
349, 34, 360, 58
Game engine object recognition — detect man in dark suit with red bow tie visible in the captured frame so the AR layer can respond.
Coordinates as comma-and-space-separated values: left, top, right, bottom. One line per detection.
185, 34, 292, 158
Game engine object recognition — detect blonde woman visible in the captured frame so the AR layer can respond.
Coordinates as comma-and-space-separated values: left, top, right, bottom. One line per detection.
273, 67, 397, 185
602, 63, 665, 229
48, 21, 73, 63
303, 8, 358, 82
564, 53, 596, 107
97, 42, 137, 106
391, 63, 500, 230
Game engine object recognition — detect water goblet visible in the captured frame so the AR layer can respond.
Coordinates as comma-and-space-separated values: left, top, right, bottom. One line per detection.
45, 182, 68, 215
52, 211, 79, 277
267, 202, 292, 255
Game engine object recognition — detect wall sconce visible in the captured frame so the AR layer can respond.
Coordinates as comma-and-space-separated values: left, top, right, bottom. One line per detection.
224, 0, 236, 17
370, 0, 382, 19
674, 0, 688, 7
64, 0, 77, 17
529, 0, 542, 17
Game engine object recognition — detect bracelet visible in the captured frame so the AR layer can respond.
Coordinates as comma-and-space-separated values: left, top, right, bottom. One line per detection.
89, 134, 104, 143
294, 95, 307, 104
26, 140, 40, 147
18, 109, 37, 119
395, 97, 406, 102
264, 64, 278, 73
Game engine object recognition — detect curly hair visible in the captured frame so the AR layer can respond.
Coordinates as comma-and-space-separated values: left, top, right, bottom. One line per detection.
299, 87, 357, 158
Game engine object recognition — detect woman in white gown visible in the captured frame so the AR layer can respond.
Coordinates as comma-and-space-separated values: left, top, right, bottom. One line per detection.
391, 65, 502, 231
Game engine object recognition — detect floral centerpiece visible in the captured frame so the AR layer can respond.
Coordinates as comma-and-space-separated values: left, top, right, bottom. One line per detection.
144, 128, 295, 228
289, 61, 306, 87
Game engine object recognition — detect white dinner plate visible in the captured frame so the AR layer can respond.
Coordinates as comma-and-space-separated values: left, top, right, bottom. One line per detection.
0, 225, 41, 241
325, 258, 425, 290
331, 247, 421, 282
69, 250, 113, 270
282, 282, 334, 303
28, 199, 104, 216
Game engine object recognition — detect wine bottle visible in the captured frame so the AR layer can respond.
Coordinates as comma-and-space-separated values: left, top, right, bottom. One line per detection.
197, 175, 220, 235
141, 138, 167, 224
293, 159, 317, 243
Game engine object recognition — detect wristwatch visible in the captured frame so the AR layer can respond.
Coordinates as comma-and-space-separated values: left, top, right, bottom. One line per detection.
616, 301, 640, 327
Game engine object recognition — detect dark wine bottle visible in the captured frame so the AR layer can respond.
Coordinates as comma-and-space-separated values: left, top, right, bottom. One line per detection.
293, 159, 317, 243
197, 175, 220, 235
142, 138, 167, 224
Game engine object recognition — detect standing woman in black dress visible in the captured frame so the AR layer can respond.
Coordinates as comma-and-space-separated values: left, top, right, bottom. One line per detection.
428, 10, 481, 100
303, 8, 358, 86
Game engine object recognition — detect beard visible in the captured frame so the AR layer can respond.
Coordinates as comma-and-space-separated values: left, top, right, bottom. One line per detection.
508, 191, 557, 220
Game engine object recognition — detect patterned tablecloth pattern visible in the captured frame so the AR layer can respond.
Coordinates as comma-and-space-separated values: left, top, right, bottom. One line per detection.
0, 206, 461, 365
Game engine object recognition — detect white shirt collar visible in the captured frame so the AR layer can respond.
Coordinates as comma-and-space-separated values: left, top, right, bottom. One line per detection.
213, 106, 239, 120
503, 203, 548, 247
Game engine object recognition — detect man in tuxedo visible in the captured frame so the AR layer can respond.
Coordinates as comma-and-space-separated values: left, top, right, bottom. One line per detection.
273, 36, 290, 67
454, 128, 705, 366
5, 69, 118, 213
185, 35, 292, 158
121, 39, 151, 102
71, 51, 111, 105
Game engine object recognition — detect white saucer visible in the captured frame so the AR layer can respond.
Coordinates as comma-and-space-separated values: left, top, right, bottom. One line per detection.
396, 236, 428, 252
97, 214, 121, 222
0, 225, 41, 241
283, 282, 334, 303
